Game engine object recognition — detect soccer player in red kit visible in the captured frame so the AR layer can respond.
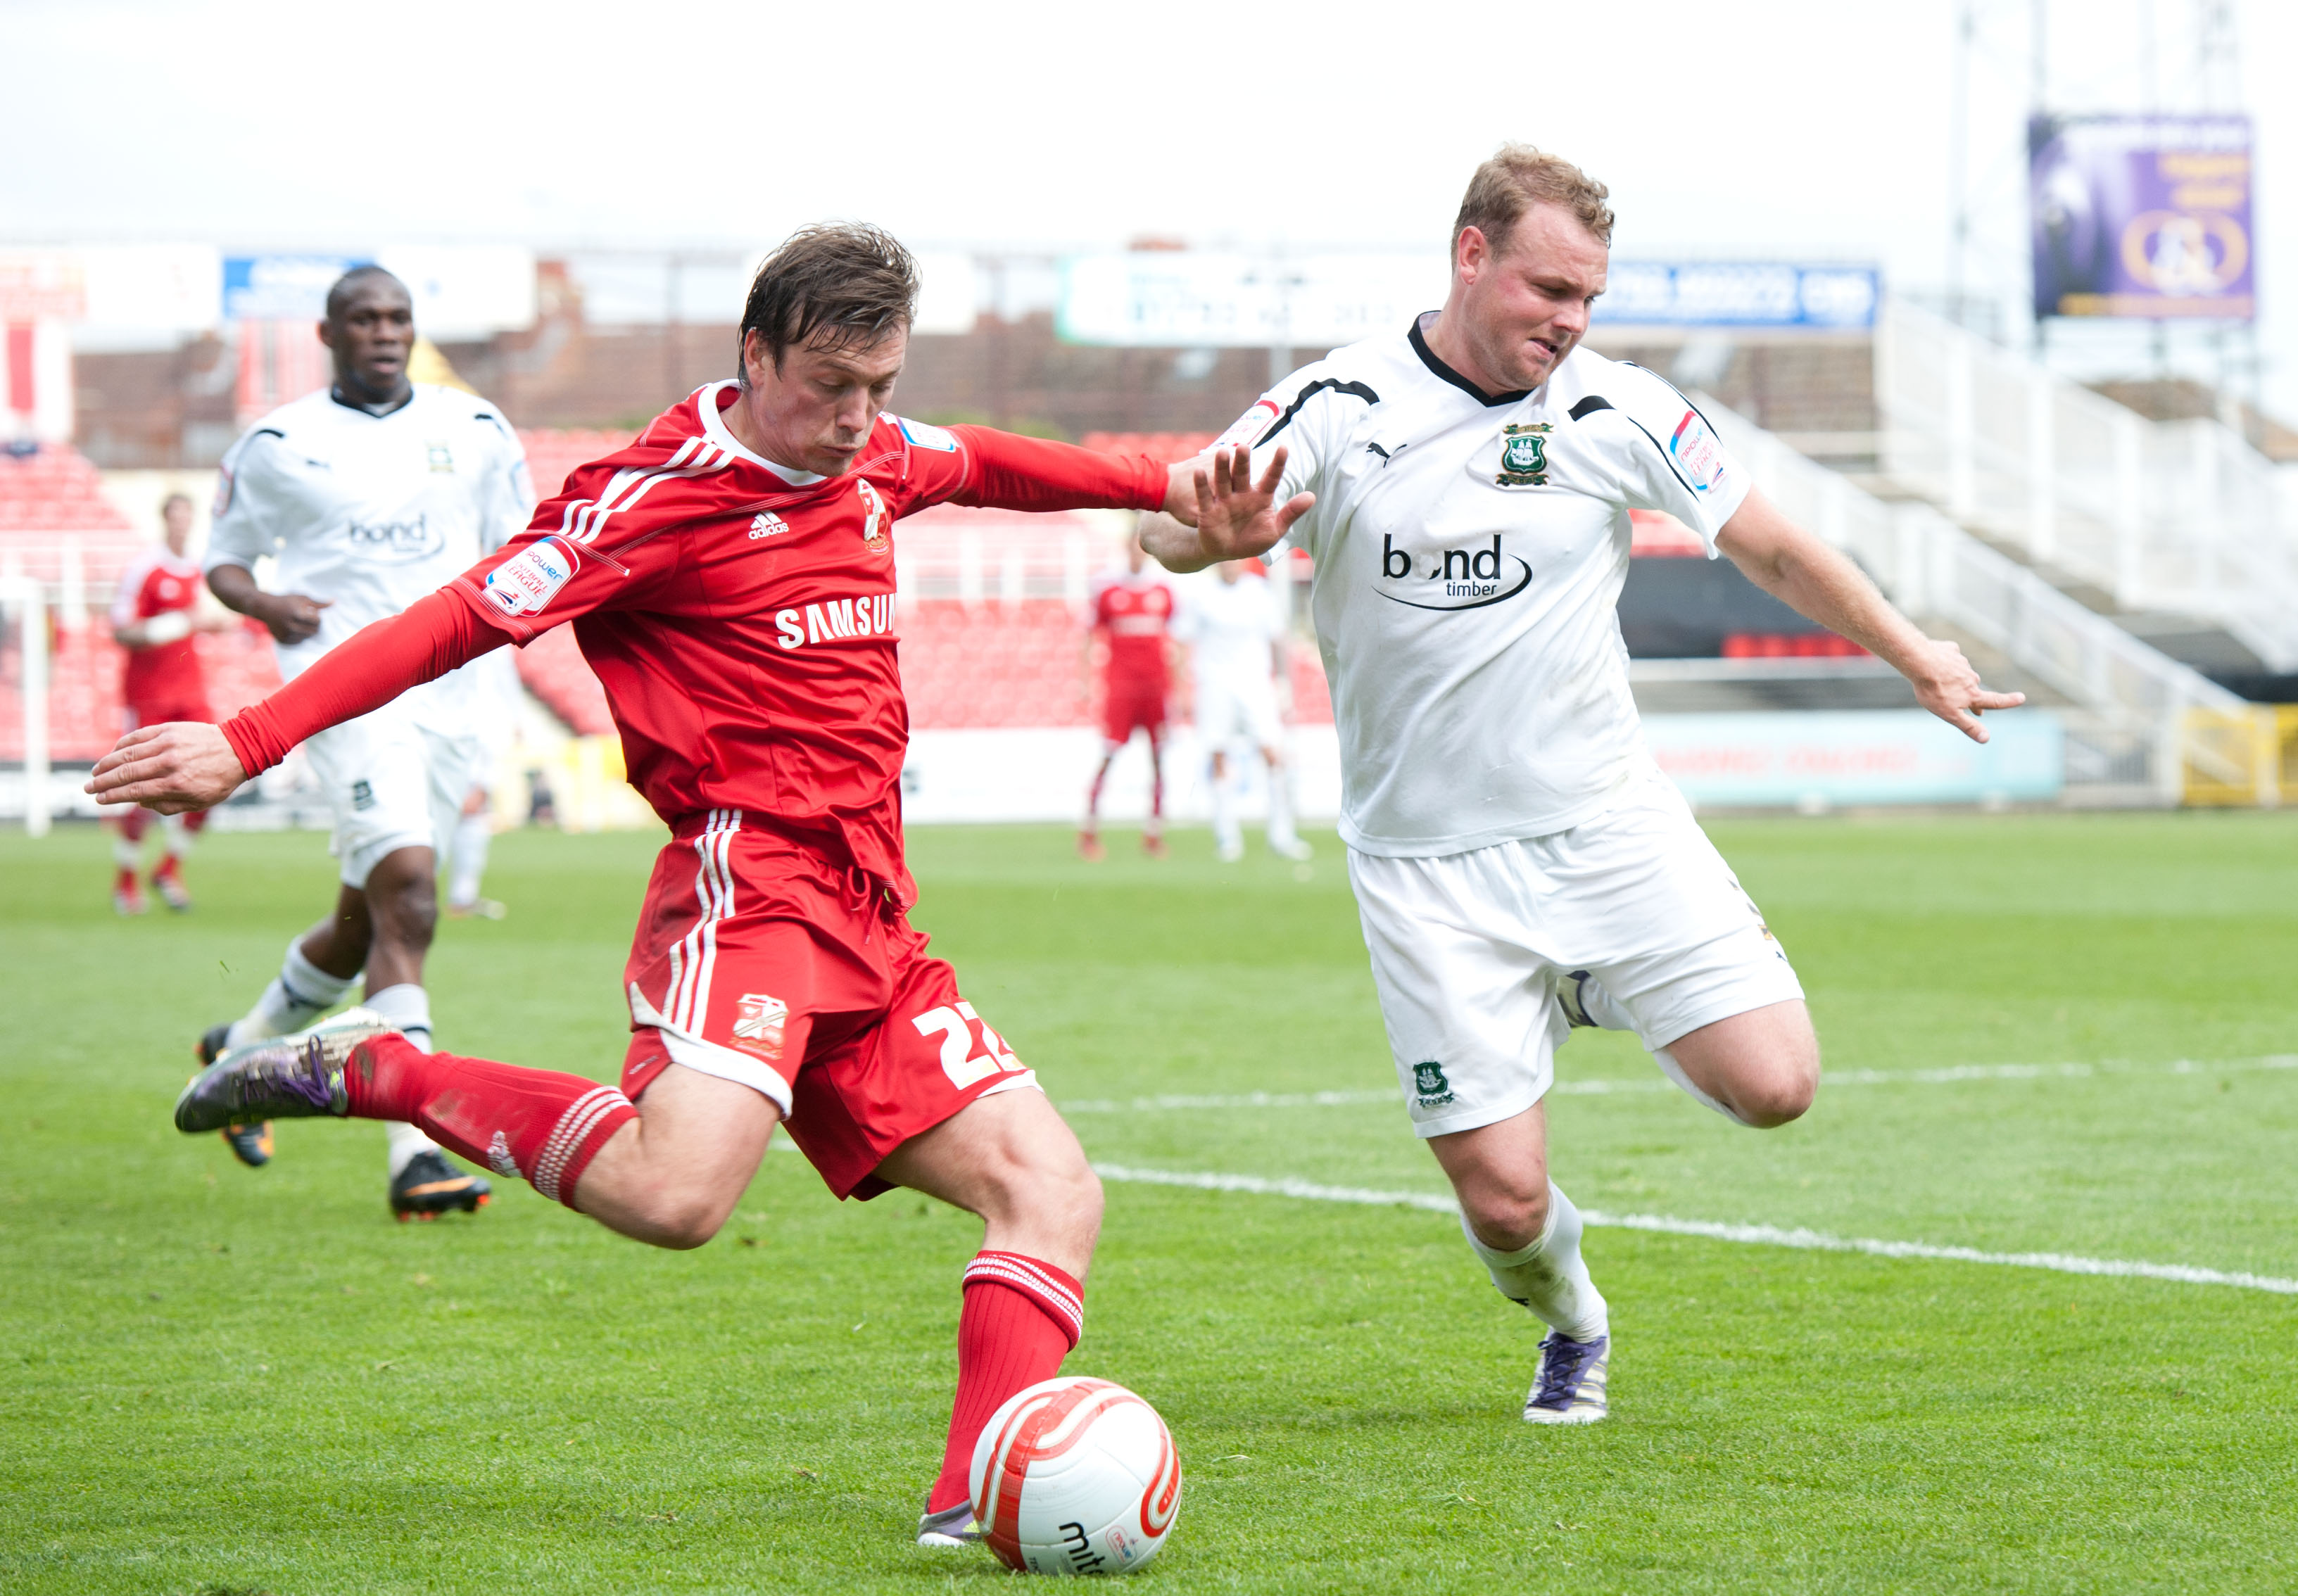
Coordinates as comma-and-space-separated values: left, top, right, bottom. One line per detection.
90, 225, 1231, 1549
1079, 528, 1178, 861
108, 492, 230, 913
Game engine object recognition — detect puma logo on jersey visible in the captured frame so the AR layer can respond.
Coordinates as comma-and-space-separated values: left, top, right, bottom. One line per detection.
748, 512, 788, 540
774, 593, 897, 650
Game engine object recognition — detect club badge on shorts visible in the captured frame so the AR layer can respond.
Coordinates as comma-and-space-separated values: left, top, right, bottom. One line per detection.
732, 993, 790, 1061
1413, 1060, 1456, 1107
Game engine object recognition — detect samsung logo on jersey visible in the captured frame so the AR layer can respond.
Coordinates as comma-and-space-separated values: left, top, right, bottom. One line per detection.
1377, 534, 1533, 612
775, 593, 897, 650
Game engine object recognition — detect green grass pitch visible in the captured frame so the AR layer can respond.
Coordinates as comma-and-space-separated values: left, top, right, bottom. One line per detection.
4, 812, 2296, 1593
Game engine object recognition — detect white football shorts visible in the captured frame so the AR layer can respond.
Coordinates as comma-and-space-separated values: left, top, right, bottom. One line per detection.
300, 703, 491, 889
1348, 769, 1804, 1138
1194, 672, 1284, 750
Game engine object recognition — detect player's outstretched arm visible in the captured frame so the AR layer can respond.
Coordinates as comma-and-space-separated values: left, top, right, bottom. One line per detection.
87, 590, 512, 812
1715, 487, 2024, 744
1142, 447, 1315, 574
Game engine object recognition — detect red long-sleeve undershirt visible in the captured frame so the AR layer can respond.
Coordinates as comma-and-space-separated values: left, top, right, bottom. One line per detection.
221, 592, 505, 778
949, 428, 1168, 513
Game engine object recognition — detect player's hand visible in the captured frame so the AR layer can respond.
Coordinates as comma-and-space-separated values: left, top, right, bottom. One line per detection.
1186, 446, 1315, 562
85, 723, 248, 814
1904, 638, 2024, 743
253, 591, 331, 645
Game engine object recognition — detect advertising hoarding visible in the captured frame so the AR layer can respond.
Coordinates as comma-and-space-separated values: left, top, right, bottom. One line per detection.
1056, 253, 1877, 348
1642, 710, 2064, 806
2031, 113, 2254, 320
224, 247, 537, 336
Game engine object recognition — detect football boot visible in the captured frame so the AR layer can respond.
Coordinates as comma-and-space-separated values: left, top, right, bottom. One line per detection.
113, 869, 148, 916
916, 1501, 981, 1547
194, 1023, 272, 1166
151, 857, 192, 913
389, 1148, 492, 1222
175, 1010, 393, 1135
1076, 830, 1106, 862
1522, 1330, 1610, 1425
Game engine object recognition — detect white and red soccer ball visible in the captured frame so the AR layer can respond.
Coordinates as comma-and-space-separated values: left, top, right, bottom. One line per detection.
969, 1377, 1182, 1575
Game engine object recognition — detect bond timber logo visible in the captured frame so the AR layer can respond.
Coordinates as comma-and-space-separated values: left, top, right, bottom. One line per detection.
731, 993, 790, 1062
856, 479, 890, 553
1496, 421, 1551, 486
1413, 1061, 1456, 1108
748, 512, 788, 540
1377, 531, 1533, 612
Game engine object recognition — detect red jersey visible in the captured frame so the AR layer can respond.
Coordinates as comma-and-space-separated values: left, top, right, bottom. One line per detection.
111, 547, 208, 714
449, 385, 1167, 899
1090, 574, 1177, 692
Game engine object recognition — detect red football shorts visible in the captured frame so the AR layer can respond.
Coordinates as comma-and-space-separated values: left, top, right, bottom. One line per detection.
1101, 680, 1167, 744
124, 697, 213, 731
619, 811, 1036, 1201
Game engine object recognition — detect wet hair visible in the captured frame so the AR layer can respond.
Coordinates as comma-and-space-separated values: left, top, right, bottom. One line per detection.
1453, 144, 1615, 254
736, 223, 918, 379
324, 265, 410, 322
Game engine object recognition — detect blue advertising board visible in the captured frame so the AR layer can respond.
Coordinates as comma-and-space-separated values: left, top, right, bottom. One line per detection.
1643, 710, 2064, 806
1594, 262, 1880, 329
222, 255, 370, 321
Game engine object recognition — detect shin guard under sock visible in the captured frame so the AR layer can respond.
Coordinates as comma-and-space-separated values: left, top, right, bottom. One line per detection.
926, 1252, 1085, 1515
346, 1034, 635, 1208
1461, 1182, 1609, 1343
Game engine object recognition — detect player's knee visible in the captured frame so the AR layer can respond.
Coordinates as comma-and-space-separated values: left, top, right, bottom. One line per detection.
635, 1186, 736, 1250
1731, 1049, 1820, 1129
1460, 1177, 1549, 1252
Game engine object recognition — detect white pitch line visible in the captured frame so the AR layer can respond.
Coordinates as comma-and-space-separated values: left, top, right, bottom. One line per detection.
1090, 1163, 2298, 1297
1059, 1055, 2298, 1115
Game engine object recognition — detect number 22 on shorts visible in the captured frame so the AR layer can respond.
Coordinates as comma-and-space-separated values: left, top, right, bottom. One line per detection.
911, 1001, 1021, 1089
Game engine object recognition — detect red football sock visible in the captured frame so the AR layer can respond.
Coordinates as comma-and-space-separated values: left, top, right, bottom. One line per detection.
927, 1252, 1085, 1516
346, 1034, 635, 1209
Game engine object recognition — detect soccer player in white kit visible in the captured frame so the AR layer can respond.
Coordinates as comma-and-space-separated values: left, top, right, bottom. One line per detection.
1146, 146, 2024, 1423
1173, 557, 1311, 862
197, 266, 534, 1217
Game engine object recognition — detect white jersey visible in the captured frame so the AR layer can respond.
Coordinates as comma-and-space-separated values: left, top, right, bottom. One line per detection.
1175, 571, 1284, 687
206, 384, 534, 728
1220, 312, 1750, 856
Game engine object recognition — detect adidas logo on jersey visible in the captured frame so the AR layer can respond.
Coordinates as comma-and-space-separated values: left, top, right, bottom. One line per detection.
748, 513, 788, 540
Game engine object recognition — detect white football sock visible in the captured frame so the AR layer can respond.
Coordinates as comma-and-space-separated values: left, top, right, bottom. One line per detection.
383, 1118, 441, 1179
447, 811, 490, 907
225, 940, 358, 1049
362, 982, 434, 1052
1210, 762, 1241, 853
364, 985, 441, 1177
1460, 1182, 1609, 1343
162, 813, 193, 859
1653, 1045, 1753, 1125
1571, 969, 1635, 1030
1265, 758, 1300, 849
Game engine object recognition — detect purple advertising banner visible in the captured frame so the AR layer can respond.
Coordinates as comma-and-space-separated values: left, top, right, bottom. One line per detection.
2031, 113, 2254, 320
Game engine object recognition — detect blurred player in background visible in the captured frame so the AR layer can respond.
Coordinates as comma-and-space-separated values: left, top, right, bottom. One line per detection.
1151, 145, 2022, 1426
1079, 526, 1177, 860
1173, 553, 1310, 863
107, 492, 233, 914
194, 265, 534, 1213
102, 224, 1206, 1547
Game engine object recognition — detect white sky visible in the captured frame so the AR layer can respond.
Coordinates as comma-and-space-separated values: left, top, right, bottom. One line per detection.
6, 0, 2294, 412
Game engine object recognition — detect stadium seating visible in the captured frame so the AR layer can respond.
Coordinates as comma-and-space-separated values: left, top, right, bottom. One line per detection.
1080, 431, 1217, 462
